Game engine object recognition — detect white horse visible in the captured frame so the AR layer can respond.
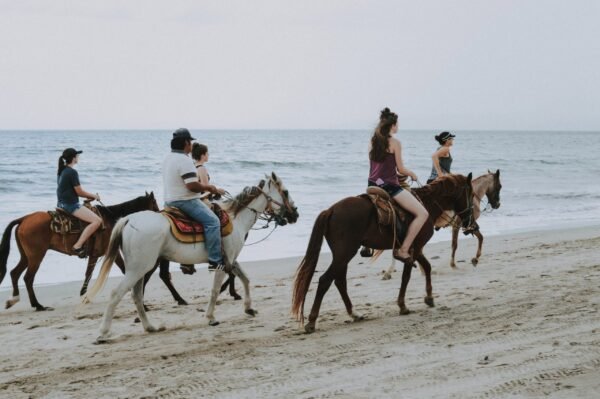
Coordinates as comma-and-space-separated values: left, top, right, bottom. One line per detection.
381, 170, 501, 280
82, 172, 298, 343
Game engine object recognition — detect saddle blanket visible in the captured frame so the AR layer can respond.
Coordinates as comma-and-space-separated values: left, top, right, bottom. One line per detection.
161, 204, 233, 244
48, 205, 103, 235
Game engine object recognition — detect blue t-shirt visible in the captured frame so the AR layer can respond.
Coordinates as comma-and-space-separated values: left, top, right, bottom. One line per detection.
57, 167, 80, 205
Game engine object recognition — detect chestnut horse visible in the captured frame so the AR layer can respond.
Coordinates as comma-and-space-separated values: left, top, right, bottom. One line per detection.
292, 173, 474, 333
0, 193, 186, 311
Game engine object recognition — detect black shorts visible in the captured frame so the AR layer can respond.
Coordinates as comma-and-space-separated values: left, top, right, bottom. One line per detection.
367, 181, 403, 197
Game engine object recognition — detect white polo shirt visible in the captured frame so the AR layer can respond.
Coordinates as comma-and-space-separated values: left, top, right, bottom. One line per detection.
162, 150, 202, 202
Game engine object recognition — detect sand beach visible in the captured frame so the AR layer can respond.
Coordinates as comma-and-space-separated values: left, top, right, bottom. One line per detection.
1, 225, 599, 398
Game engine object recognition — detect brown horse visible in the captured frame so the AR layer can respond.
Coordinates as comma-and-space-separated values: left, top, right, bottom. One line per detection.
291, 173, 474, 333
0, 193, 187, 311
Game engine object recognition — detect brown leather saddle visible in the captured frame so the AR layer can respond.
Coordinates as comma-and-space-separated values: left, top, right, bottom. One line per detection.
48, 204, 104, 235
161, 203, 233, 244
361, 186, 409, 226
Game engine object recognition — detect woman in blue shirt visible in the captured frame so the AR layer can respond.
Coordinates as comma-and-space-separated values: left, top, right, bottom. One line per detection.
57, 148, 102, 258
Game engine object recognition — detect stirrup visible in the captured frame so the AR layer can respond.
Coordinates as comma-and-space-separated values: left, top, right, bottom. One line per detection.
72, 246, 87, 259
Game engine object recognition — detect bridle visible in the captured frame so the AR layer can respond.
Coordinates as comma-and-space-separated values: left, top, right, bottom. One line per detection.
430, 181, 475, 231
226, 178, 297, 227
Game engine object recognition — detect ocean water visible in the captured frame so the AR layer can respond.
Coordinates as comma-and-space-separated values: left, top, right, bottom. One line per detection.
0, 129, 599, 287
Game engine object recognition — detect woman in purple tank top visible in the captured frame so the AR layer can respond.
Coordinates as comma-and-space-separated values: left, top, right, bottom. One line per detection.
368, 108, 428, 262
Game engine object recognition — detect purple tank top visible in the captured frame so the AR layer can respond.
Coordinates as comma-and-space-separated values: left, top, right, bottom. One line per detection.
369, 152, 399, 186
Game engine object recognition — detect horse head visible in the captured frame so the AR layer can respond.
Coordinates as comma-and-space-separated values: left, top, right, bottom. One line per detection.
486, 169, 502, 209
144, 191, 160, 212
263, 172, 299, 225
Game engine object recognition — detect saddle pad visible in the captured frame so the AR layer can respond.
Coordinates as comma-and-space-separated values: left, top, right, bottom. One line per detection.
161, 204, 233, 243
48, 205, 103, 235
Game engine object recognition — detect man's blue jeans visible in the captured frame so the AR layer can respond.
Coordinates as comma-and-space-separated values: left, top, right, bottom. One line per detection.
165, 199, 222, 264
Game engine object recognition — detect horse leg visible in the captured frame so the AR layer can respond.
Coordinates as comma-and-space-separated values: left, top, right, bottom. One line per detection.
450, 226, 459, 268
230, 262, 255, 315
205, 269, 228, 326
97, 267, 147, 343
23, 249, 51, 311
416, 253, 434, 307
382, 258, 396, 280
80, 256, 99, 297
471, 230, 483, 266
397, 261, 414, 315
6, 257, 27, 309
131, 278, 164, 333
158, 259, 188, 305
333, 263, 363, 322
220, 273, 242, 300
305, 266, 337, 333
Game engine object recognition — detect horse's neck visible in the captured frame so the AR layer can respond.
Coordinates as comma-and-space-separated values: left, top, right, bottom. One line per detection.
233, 194, 269, 234
472, 175, 492, 206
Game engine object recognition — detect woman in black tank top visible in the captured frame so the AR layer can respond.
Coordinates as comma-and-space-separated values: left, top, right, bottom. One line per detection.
428, 131, 455, 184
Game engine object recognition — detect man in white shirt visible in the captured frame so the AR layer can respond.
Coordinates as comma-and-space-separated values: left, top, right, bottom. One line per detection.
163, 128, 226, 271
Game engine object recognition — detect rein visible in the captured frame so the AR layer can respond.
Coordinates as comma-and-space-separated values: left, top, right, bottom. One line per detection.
222, 183, 290, 246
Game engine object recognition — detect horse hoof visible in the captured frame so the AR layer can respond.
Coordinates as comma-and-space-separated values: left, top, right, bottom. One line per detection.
95, 336, 111, 344
134, 317, 141, 323
352, 314, 365, 322
399, 308, 410, 316
209, 320, 220, 327
450, 263, 457, 269
35, 306, 54, 311
233, 295, 242, 301
245, 309, 258, 317
5, 299, 18, 309
146, 325, 165, 333
177, 300, 189, 306
424, 297, 435, 307
471, 258, 479, 266
381, 273, 392, 281
304, 323, 316, 334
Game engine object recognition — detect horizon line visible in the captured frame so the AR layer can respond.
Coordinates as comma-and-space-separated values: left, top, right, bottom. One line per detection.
0, 128, 599, 133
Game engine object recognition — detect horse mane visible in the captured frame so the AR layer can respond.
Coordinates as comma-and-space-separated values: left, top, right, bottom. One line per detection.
414, 174, 467, 199
97, 195, 148, 224
222, 180, 265, 216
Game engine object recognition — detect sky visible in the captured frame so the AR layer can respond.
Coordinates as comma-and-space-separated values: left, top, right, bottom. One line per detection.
0, 1, 598, 130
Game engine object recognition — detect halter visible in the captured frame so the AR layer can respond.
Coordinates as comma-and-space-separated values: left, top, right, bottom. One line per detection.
429, 180, 475, 231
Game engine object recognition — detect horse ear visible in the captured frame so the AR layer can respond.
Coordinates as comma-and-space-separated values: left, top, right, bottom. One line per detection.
467, 172, 473, 183
259, 179, 265, 189
487, 169, 491, 174
495, 169, 500, 177
145, 191, 148, 196
150, 191, 155, 198
271, 171, 278, 182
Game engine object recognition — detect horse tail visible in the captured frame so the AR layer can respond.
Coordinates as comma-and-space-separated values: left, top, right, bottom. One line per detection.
291, 208, 331, 322
81, 217, 128, 304
0, 217, 25, 285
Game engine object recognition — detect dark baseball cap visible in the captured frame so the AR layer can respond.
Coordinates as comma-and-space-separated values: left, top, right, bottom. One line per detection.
438, 132, 456, 142
62, 148, 82, 158
172, 128, 196, 140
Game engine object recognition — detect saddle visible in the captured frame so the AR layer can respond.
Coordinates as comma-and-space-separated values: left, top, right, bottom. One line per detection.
361, 187, 410, 226
161, 203, 233, 244
48, 204, 104, 235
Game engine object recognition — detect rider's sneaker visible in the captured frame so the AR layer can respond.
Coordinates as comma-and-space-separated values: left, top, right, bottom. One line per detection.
208, 261, 226, 272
